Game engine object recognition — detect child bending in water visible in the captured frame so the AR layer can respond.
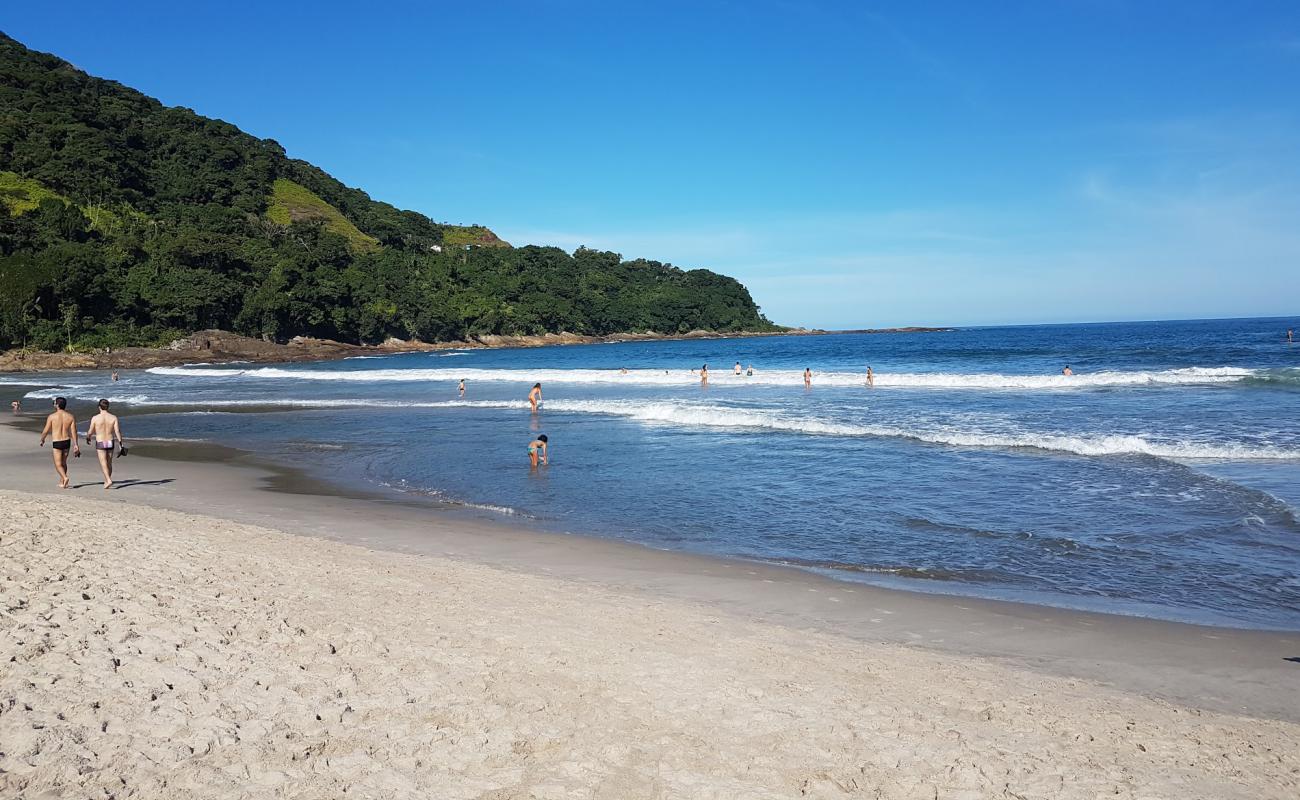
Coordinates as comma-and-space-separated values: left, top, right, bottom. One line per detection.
528, 434, 549, 467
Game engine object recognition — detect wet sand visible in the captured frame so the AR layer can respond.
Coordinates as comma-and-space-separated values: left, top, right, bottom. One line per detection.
2, 419, 1299, 797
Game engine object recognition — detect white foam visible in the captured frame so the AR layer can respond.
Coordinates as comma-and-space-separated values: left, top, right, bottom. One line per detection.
79, 396, 529, 410
543, 400, 1300, 461
145, 364, 1258, 390
42, 392, 1300, 462
378, 480, 523, 516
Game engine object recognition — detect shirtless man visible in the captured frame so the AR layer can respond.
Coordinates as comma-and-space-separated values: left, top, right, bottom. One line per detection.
1062, 365, 1074, 376
39, 397, 80, 489
804, 367, 812, 387
528, 383, 543, 413
734, 361, 742, 375
86, 398, 124, 489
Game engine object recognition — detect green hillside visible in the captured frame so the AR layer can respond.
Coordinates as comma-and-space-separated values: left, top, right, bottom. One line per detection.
0, 32, 778, 352
265, 179, 380, 253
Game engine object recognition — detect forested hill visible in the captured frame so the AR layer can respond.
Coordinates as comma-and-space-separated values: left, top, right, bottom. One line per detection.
0, 33, 778, 351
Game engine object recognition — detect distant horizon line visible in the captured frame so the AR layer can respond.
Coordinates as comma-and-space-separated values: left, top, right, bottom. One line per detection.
805, 313, 1297, 332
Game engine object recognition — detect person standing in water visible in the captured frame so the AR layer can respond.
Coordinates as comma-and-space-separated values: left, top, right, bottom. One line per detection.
804, 367, 812, 387
1288, 328, 1294, 344
1062, 365, 1074, 376
866, 366, 874, 387
39, 397, 79, 489
528, 383, 543, 413
458, 379, 465, 396
746, 364, 754, 376
111, 370, 119, 382
527, 434, 549, 467
733, 362, 742, 375
700, 364, 709, 384
86, 398, 124, 489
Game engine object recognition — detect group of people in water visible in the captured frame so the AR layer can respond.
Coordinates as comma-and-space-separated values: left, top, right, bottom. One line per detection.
36, 397, 126, 489
26, 329, 1295, 481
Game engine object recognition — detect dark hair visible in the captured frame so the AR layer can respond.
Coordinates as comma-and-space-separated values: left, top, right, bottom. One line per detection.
54, 397, 66, 409
98, 398, 110, 410
537, 434, 548, 443
533, 382, 541, 389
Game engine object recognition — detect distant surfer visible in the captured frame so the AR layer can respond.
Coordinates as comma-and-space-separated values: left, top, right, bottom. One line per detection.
38, 396, 79, 489
1062, 365, 1073, 376
804, 367, 812, 387
866, 366, 874, 387
528, 382, 542, 413
734, 362, 742, 375
86, 398, 125, 490
458, 378, 465, 396
527, 434, 549, 468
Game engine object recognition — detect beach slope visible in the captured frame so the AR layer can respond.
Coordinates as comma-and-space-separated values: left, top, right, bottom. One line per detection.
2, 490, 1297, 799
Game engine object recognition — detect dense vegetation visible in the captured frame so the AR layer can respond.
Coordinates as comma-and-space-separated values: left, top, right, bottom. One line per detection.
0, 33, 777, 351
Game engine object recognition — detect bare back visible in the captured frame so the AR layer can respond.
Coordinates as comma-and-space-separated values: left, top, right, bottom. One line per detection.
45, 410, 76, 441
89, 411, 120, 443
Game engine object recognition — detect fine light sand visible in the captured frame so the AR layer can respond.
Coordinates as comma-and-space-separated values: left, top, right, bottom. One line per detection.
2, 488, 1299, 799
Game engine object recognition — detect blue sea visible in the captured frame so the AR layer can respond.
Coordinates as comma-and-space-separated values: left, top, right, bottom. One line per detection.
17, 317, 1300, 630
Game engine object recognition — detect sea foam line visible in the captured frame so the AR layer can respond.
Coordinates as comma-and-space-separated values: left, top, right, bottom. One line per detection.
68, 392, 1300, 461
144, 365, 1262, 390
542, 400, 1300, 460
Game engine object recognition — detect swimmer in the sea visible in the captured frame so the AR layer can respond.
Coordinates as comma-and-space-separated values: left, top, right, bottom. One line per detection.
39, 396, 79, 489
866, 366, 874, 387
1062, 365, 1073, 376
86, 398, 124, 489
804, 367, 812, 387
527, 434, 549, 467
458, 378, 465, 396
734, 361, 742, 375
111, 370, 119, 382
746, 364, 754, 376
529, 382, 543, 413
700, 364, 709, 384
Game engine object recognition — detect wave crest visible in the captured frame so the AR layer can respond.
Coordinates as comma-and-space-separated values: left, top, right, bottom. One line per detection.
144, 364, 1263, 390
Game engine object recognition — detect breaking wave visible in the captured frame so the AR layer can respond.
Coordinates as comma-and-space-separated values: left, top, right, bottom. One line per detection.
145, 364, 1262, 390
32, 390, 1300, 461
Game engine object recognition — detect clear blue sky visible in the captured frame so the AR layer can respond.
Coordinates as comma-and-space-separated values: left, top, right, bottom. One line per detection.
5, 1, 1299, 328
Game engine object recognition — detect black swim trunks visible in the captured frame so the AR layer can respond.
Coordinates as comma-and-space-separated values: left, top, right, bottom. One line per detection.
52, 439, 70, 451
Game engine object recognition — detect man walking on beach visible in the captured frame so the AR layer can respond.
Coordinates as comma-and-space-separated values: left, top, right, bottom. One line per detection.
87, 399, 124, 489
38, 397, 79, 489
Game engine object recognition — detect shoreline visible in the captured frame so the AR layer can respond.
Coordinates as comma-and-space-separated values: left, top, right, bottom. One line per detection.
0, 327, 813, 374
2, 418, 1297, 725
0, 325, 963, 373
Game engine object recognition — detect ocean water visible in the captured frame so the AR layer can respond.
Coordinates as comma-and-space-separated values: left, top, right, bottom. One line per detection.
20, 317, 1300, 630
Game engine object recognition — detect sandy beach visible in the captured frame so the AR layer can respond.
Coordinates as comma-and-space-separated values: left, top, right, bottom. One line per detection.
1, 419, 1298, 798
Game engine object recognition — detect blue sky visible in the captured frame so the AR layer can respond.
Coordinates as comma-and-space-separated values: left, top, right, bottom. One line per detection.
5, 1, 1299, 328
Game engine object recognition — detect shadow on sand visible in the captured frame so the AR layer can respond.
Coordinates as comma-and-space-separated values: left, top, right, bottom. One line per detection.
70, 478, 176, 490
